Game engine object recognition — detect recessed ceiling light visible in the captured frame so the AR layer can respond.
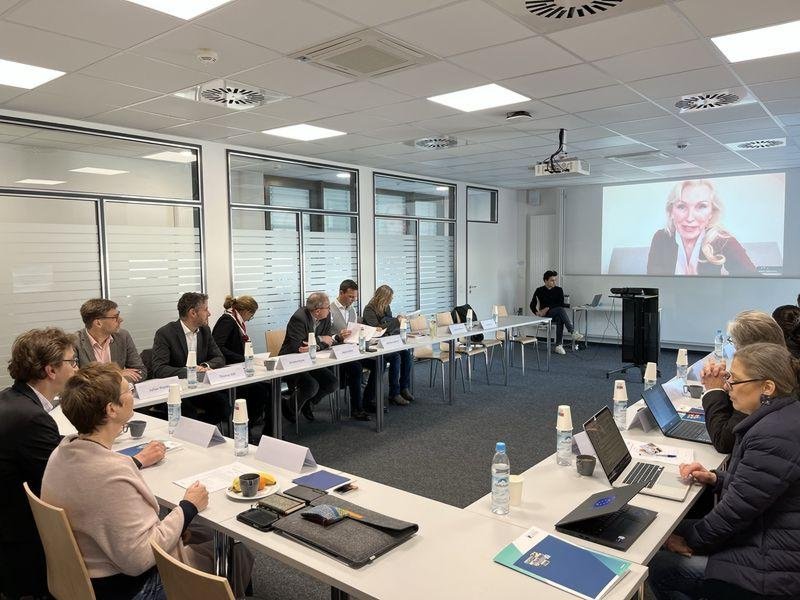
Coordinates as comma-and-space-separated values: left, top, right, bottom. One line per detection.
336, 172, 351, 179
428, 84, 530, 112
0, 58, 64, 89
122, 0, 235, 20
435, 186, 449, 191
142, 150, 197, 163
712, 19, 800, 63
262, 124, 346, 141
70, 167, 129, 176
16, 178, 66, 185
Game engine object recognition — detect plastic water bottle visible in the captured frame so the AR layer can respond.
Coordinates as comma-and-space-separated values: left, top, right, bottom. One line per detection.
186, 350, 197, 389
613, 380, 628, 431
556, 405, 573, 466
466, 308, 474, 331
491, 442, 510, 515
244, 341, 254, 377
492, 305, 499, 323
233, 399, 249, 457
308, 332, 317, 361
676, 348, 688, 383
429, 315, 437, 338
358, 327, 366, 353
714, 329, 724, 360
167, 383, 181, 436
399, 318, 408, 343
643, 362, 657, 391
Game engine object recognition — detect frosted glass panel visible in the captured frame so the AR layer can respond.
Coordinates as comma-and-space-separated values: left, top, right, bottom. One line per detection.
375, 218, 418, 314
420, 222, 455, 314
303, 214, 358, 299
467, 187, 497, 222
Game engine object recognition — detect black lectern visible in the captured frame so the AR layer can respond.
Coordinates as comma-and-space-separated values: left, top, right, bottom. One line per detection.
606, 287, 660, 378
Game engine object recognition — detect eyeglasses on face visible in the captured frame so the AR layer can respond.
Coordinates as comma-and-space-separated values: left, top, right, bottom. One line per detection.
723, 372, 762, 387
98, 313, 122, 321
60, 357, 79, 367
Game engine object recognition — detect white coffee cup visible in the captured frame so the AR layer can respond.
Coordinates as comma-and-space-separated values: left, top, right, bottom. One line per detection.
509, 475, 524, 506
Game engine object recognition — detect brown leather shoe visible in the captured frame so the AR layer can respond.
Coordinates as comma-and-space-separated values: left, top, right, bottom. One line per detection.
389, 395, 410, 406
400, 389, 415, 402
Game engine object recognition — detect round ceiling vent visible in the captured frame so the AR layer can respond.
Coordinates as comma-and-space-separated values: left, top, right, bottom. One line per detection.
737, 139, 784, 150
200, 85, 266, 108
675, 91, 740, 112
414, 136, 459, 149
524, 0, 625, 19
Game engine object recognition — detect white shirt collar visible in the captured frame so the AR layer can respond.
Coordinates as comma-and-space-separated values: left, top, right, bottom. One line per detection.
28, 384, 54, 413
180, 320, 197, 336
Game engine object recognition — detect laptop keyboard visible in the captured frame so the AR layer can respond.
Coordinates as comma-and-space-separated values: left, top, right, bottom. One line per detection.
578, 505, 630, 536
670, 420, 707, 440
623, 462, 664, 488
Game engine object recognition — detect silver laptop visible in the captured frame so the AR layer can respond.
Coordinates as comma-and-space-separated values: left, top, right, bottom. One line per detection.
583, 407, 691, 502
585, 294, 602, 307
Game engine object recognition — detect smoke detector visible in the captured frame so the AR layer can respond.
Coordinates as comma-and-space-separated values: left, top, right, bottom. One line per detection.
524, 0, 625, 19
506, 110, 534, 121
674, 88, 755, 113
195, 48, 219, 64
173, 79, 288, 111
411, 136, 459, 149
725, 138, 786, 151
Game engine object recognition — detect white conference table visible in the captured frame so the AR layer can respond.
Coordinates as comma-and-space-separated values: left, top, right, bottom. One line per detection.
53, 412, 646, 600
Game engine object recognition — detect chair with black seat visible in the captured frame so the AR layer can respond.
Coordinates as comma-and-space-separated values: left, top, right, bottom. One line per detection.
436, 310, 489, 390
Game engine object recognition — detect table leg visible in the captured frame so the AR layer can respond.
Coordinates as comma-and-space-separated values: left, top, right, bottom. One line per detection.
271, 378, 282, 439
227, 388, 236, 437
448, 341, 455, 405
333, 364, 341, 423
547, 321, 551, 371
331, 588, 350, 600
503, 329, 511, 386
375, 356, 384, 433
213, 529, 231, 578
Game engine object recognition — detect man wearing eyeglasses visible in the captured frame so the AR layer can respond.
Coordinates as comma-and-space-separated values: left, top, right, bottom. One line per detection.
75, 298, 147, 382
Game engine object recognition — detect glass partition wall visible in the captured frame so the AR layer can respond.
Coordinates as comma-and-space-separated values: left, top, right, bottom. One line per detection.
228, 152, 359, 352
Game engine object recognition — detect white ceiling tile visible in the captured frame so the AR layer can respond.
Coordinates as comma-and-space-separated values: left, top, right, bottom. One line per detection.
571, 135, 643, 151
675, 0, 800, 36
542, 85, 643, 113
456, 128, 530, 143
225, 132, 293, 149
378, 0, 533, 58
700, 117, 781, 135
357, 142, 418, 157
633, 127, 701, 144
564, 127, 617, 142
306, 133, 382, 151
309, 0, 453, 26
307, 112, 396, 133
630, 66, 740, 99
733, 54, 800, 85
779, 114, 800, 126
134, 95, 232, 120
135, 25, 279, 77
373, 62, 488, 98
547, 5, 697, 61
448, 36, 580, 80
512, 114, 595, 133
679, 103, 769, 125
35, 74, 159, 107
205, 111, 289, 131
357, 124, 431, 143
361, 99, 459, 123
0, 83, 27, 103
593, 40, 722, 82
767, 99, 800, 115
577, 102, 668, 124
503, 64, 614, 99
235, 59, 353, 97
91, 109, 190, 131
2, 91, 116, 119
751, 79, 800, 102
0, 20, 115, 72
474, 135, 551, 151
253, 98, 346, 122
608, 115, 688, 135
712, 129, 787, 144
196, 0, 360, 54
4, 0, 181, 48
302, 81, 413, 111
412, 112, 499, 134
80, 53, 210, 93
160, 122, 251, 140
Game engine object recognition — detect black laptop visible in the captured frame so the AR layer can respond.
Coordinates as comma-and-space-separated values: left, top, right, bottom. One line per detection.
641, 386, 712, 445
555, 483, 657, 550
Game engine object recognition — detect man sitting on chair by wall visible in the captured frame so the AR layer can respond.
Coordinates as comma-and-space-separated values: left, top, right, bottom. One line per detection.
531, 270, 583, 355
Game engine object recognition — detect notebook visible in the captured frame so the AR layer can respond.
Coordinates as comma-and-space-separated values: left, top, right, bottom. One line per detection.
292, 470, 351, 491
116, 440, 182, 457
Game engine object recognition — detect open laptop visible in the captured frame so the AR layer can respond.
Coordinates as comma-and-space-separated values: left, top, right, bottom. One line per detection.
584, 294, 602, 307
556, 483, 657, 550
641, 386, 712, 445
583, 407, 691, 502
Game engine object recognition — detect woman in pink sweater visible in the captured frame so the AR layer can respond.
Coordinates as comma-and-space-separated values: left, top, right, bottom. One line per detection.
41, 363, 209, 600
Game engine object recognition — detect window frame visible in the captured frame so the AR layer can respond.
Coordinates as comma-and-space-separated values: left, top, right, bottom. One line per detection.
466, 185, 499, 224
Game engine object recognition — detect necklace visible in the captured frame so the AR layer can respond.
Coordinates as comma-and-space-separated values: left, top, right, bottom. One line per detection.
78, 435, 110, 450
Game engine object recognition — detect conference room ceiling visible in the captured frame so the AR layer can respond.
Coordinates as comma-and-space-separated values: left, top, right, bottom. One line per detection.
1, 0, 799, 189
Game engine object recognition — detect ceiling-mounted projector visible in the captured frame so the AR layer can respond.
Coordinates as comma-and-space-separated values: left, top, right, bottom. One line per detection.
530, 127, 589, 176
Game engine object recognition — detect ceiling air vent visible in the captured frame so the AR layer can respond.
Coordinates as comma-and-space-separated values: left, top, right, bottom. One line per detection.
174, 79, 288, 111
524, 0, 625, 19
726, 138, 786, 151
291, 29, 436, 78
493, 0, 661, 33
412, 136, 459, 150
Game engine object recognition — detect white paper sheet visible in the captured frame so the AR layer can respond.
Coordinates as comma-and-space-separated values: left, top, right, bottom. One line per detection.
344, 322, 385, 343
625, 440, 693, 466
173, 462, 260, 493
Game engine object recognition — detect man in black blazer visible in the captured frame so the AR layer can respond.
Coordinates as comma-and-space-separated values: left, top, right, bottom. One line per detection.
151, 292, 228, 425
0, 328, 76, 599
279, 292, 338, 422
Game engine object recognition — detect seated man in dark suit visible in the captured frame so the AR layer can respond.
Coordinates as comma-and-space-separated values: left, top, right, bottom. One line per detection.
279, 292, 339, 423
151, 292, 228, 425
74, 298, 147, 382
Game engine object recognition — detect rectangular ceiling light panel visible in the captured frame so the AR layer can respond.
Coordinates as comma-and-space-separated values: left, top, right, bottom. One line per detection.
0, 58, 64, 89
70, 167, 129, 175
124, 0, 235, 20
712, 19, 800, 63
428, 84, 530, 112
262, 124, 346, 141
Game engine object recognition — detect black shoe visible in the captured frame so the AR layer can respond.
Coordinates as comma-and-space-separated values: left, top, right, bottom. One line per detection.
389, 395, 410, 406
352, 410, 371, 421
400, 389, 415, 402
301, 402, 315, 422
281, 396, 295, 424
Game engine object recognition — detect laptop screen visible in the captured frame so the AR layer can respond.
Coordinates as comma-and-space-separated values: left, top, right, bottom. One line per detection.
583, 407, 631, 484
641, 386, 681, 431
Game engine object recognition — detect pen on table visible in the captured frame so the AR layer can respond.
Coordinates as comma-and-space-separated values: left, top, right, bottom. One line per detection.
655, 453, 677, 458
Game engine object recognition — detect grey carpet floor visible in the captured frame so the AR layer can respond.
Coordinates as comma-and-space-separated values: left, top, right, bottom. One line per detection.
245, 344, 702, 599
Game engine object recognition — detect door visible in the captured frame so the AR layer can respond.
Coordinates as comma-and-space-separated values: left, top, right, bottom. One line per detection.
466, 220, 502, 318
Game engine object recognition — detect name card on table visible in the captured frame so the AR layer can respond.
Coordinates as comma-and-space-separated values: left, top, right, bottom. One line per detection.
480, 318, 497, 330
277, 353, 314, 370
449, 323, 468, 335
135, 376, 180, 402
172, 417, 225, 448
378, 335, 403, 350
204, 364, 247, 386
331, 344, 361, 360
255, 436, 317, 473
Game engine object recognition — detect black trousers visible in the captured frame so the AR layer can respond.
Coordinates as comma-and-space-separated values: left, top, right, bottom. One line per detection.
287, 367, 338, 407
182, 390, 230, 426
238, 381, 272, 437
0, 539, 51, 599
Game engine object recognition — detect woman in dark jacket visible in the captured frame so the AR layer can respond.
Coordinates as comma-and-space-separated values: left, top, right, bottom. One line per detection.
362, 285, 414, 407
211, 295, 271, 440
649, 343, 800, 600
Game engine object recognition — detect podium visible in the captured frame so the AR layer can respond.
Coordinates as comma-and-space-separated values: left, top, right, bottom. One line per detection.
606, 288, 660, 378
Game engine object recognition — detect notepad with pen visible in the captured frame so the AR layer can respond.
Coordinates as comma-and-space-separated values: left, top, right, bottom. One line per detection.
292, 469, 350, 491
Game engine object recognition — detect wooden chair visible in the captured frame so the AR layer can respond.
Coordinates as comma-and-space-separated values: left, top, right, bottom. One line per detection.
23, 482, 96, 600
151, 540, 234, 600
409, 315, 465, 402
265, 329, 336, 435
436, 311, 490, 389
497, 305, 541, 374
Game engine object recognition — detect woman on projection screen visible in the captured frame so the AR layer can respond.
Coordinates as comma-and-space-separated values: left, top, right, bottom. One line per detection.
647, 179, 756, 276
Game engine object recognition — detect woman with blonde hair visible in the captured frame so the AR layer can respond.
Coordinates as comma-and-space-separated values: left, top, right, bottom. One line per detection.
647, 179, 755, 276
362, 285, 414, 407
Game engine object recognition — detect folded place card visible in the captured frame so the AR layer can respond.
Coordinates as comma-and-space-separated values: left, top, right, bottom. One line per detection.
204, 364, 247, 386
448, 323, 468, 334
572, 431, 597, 457
331, 344, 360, 360
277, 353, 314, 370
626, 399, 657, 432
135, 376, 180, 402
378, 335, 403, 350
480, 318, 497, 330
255, 436, 317, 472
172, 417, 225, 448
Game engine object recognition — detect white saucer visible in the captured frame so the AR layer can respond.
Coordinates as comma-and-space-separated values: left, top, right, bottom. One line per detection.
225, 483, 279, 501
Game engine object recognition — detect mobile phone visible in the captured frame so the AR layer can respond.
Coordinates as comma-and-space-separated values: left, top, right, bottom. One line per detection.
257, 493, 305, 516
283, 485, 327, 504
236, 507, 279, 531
